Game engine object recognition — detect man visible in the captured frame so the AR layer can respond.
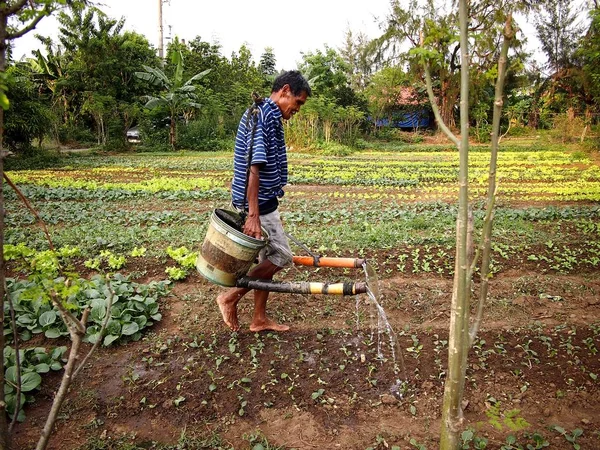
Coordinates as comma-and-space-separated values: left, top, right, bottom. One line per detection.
217, 70, 311, 332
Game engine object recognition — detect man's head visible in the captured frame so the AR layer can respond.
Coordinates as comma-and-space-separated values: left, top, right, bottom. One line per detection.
271, 71, 311, 120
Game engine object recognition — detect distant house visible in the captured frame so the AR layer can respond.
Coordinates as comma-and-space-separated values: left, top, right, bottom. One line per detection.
373, 86, 432, 129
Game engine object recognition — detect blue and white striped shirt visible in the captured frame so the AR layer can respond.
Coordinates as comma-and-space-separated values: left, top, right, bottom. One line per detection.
231, 98, 288, 214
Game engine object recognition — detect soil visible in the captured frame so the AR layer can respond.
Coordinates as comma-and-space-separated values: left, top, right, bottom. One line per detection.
11, 258, 600, 450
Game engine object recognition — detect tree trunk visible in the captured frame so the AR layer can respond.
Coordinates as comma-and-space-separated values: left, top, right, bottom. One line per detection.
170, 116, 176, 149
439, 0, 470, 447
0, 8, 10, 450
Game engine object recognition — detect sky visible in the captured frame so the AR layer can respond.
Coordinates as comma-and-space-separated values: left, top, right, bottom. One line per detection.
11, 0, 592, 72
12, 0, 392, 70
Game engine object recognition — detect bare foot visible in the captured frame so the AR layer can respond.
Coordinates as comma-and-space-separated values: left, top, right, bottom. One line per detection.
217, 293, 240, 331
249, 318, 290, 332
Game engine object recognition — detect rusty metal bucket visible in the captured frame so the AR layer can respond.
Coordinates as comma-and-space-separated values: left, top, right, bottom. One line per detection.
196, 209, 268, 287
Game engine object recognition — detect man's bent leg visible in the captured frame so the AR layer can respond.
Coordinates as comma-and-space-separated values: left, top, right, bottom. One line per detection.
217, 287, 249, 331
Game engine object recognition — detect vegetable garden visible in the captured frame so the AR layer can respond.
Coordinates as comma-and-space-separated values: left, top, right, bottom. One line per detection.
5, 136, 600, 449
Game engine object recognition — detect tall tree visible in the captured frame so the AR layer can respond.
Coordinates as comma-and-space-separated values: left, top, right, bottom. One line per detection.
135, 48, 210, 149
535, 0, 585, 74
378, 0, 528, 129
413, 1, 515, 446
258, 46, 277, 76
578, 6, 600, 117
530, 0, 589, 124
48, 5, 157, 144
339, 28, 375, 91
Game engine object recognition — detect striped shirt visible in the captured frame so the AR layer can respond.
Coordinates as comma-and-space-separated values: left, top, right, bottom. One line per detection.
231, 97, 288, 214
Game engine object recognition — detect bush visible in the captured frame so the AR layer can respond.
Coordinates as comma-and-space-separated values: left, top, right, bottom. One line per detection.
3, 66, 54, 153
314, 141, 354, 157
57, 124, 97, 147
177, 119, 232, 151
551, 113, 586, 143
4, 149, 64, 171
473, 123, 493, 143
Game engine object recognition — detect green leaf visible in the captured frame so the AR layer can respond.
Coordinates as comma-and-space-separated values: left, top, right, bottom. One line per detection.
90, 305, 106, 322
34, 363, 50, 374
0, 89, 9, 110
38, 311, 57, 327
103, 334, 119, 346
121, 322, 140, 336
106, 320, 121, 336
45, 328, 62, 339
51, 346, 67, 360
86, 332, 101, 344
20, 372, 42, 392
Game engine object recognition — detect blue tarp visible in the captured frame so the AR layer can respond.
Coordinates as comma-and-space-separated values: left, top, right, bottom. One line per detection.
374, 110, 431, 128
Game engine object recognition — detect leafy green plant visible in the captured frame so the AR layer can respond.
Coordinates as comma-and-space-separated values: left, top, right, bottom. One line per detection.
551, 426, 583, 449
166, 246, 197, 268
311, 388, 325, 401
243, 430, 285, 450
5, 273, 169, 347
4, 346, 67, 421
84, 250, 127, 271
130, 247, 147, 257
485, 399, 530, 432
165, 246, 198, 280
165, 266, 187, 281
461, 429, 488, 449
500, 432, 550, 449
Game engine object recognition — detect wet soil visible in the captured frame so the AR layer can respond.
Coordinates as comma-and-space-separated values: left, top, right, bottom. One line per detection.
11, 263, 600, 450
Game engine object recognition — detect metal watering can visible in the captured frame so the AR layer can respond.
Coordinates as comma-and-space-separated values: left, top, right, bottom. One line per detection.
196, 208, 367, 296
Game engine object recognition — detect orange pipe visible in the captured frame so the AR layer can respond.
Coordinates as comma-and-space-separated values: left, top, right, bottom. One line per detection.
292, 256, 365, 268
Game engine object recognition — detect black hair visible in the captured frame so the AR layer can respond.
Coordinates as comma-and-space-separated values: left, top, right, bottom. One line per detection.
271, 70, 312, 97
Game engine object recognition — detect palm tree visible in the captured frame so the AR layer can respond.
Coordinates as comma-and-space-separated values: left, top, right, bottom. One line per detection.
135, 49, 210, 149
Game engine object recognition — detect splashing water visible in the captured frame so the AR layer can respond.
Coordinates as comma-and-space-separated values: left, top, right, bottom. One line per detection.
362, 261, 408, 382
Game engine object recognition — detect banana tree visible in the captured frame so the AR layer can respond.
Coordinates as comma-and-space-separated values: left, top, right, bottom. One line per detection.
135, 49, 210, 149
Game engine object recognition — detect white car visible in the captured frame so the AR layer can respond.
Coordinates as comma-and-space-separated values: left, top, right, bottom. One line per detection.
126, 126, 141, 143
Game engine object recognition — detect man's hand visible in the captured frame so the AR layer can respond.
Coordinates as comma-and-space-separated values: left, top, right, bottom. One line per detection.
243, 214, 263, 240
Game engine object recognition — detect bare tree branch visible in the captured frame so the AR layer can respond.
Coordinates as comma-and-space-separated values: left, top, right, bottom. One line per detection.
3, 279, 21, 433
73, 274, 115, 379
35, 301, 89, 450
3, 174, 55, 251
423, 62, 460, 146
7, 10, 48, 41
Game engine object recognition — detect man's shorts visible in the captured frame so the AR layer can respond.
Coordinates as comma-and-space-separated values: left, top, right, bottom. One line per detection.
257, 209, 292, 268
230, 205, 292, 268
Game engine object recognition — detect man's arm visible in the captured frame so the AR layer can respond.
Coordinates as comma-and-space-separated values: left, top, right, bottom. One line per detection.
243, 164, 263, 239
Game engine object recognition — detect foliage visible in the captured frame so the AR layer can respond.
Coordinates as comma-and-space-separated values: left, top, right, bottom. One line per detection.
32, 5, 158, 149
577, 8, 600, 116
3, 244, 170, 346
165, 246, 198, 281
3, 65, 53, 153
534, 0, 585, 74
135, 47, 211, 149
3, 346, 67, 421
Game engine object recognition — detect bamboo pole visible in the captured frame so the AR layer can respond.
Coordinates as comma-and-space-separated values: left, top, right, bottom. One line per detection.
236, 277, 367, 296
469, 14, 514, 344
440, 0, 470, 447
292, 256, 365, 268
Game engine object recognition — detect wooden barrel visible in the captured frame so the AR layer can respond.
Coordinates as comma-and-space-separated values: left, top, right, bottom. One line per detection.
196, 209, 268, 287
